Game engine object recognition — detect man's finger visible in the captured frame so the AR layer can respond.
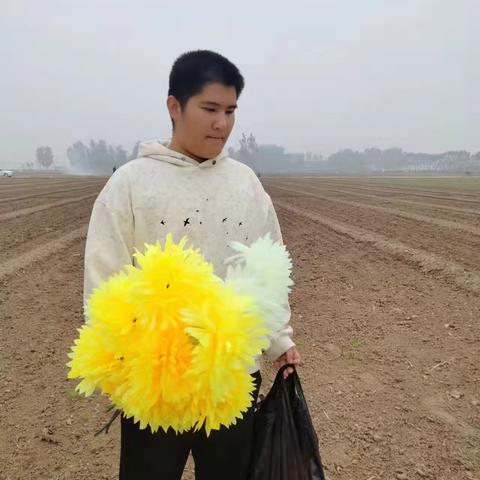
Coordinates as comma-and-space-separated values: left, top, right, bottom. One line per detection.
274, 359, 286, 369
287, 352, 301, 364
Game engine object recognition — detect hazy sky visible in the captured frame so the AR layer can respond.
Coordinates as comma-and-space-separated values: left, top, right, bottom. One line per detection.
1, 0, 478, 166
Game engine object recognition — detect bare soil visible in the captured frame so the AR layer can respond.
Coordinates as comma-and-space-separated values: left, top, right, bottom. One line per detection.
1, 175, 479, 480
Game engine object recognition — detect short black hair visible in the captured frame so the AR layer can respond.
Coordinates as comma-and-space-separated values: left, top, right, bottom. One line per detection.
168, 50, 245, 108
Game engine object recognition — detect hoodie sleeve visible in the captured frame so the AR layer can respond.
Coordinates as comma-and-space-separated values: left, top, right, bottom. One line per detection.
261, 192, 296, 360
83, 172, 134, 315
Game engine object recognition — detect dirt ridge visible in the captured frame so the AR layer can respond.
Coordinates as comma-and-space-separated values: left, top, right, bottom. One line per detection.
271, 185, 480, 237
275, 200, 480, 296
0, 226, 87, 280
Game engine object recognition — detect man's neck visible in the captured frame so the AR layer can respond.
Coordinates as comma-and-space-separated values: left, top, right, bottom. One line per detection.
168, 138, 207, 163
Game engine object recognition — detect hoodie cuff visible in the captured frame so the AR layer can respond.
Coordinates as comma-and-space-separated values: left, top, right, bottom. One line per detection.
264, 334, 296, 361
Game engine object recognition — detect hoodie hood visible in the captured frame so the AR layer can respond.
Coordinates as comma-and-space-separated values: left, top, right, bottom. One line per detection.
138, 139, 228, 168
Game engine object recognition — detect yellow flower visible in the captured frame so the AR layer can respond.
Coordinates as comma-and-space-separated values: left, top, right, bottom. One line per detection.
67, 234, 268, 435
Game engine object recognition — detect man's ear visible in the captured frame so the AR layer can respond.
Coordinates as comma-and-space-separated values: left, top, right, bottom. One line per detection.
167, 95, 182, 123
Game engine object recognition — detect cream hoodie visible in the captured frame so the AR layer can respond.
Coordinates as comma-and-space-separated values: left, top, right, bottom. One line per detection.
83, 140, 295, 371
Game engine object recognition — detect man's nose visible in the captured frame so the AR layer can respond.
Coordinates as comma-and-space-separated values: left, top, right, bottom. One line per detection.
213, 112, 228, 130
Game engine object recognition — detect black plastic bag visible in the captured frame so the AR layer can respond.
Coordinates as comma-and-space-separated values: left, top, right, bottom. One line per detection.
249, 365, 326, 480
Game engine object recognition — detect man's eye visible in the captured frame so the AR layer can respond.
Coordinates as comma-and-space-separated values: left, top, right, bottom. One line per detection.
226, 110, 235, 115
203, 107, 216, 112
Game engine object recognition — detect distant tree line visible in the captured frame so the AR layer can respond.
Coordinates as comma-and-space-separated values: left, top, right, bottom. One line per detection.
229, 134, 480, 174
67, 140, 140, 174
33, 135, 480, 174
31, 140, 139, 173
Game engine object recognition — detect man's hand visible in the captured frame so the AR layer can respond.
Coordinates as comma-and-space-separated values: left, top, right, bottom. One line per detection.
273, 346, 301, 379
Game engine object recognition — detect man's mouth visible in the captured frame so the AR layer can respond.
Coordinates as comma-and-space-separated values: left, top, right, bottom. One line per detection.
207, 136, 224, 140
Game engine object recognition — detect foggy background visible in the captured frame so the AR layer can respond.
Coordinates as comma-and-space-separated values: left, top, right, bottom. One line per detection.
1, 0, 478, 173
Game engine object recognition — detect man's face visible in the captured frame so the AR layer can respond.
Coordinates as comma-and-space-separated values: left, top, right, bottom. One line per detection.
168, 82, 237, 160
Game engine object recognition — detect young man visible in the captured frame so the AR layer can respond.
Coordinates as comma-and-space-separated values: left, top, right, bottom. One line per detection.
83, 50, 301, 480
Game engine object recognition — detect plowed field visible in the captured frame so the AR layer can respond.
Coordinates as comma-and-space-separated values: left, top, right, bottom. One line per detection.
1, 174, 479, 480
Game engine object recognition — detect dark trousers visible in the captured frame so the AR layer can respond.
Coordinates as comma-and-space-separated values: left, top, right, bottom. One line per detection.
119, 371, 261, 480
